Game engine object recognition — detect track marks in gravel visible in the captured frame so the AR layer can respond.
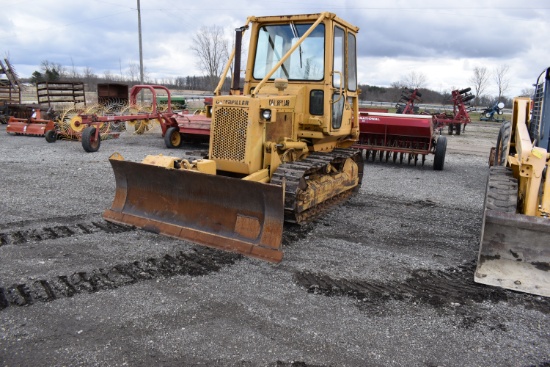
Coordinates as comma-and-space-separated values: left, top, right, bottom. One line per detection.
270, 362, 327, 367
294, 262, 550, 318
0, 221, 132, 247
0, 248, 241, 311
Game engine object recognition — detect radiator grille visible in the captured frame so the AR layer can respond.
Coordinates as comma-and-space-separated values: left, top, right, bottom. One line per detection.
211, 107, 248, 161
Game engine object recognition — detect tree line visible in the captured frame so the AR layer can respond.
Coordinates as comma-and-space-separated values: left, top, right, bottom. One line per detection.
23, 59, 517, 110
26, 60, 231, 92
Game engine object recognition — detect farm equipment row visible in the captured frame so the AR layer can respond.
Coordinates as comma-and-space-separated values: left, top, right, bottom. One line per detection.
4, 84, 212, 152
6, 84, 450, 172
350, 86, 475, 170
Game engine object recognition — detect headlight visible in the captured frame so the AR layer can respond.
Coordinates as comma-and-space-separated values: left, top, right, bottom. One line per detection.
261, 109, 272, 120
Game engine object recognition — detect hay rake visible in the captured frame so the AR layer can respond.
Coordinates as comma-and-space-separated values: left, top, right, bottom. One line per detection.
44, 85, 212, 152
47, 103, 123, 143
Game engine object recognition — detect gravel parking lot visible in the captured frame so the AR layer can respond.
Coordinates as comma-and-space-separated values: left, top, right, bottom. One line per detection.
0, 121, 548, 367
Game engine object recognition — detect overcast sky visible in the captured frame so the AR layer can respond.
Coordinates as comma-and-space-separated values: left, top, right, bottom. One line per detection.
2, 0, 549, 98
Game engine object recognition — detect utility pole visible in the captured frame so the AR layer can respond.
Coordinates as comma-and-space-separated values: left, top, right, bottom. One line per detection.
137, 0, 144, 101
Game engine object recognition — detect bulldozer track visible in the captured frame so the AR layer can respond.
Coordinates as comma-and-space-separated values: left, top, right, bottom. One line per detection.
485, 166, 518, 212
293, 262, 550, 317
0, 247, 241, 311
271, 148, 363, 224
0, 220, 133, 247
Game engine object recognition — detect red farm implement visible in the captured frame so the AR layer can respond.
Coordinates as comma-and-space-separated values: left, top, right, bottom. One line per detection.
432, 88, 475, 135
397, 87, 475, 135
163, 97, 211, 148
353, 112, 447, 170
45, 85, 211, 152
6, 107, 56, 137
395, 88, 422, 114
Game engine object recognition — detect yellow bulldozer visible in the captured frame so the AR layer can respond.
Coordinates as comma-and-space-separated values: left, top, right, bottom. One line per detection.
103, 13, 364, 262
475, 67, 550, 297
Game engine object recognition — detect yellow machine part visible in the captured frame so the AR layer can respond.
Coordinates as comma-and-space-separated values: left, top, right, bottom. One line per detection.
476, 206, 550, 297
68, 115, 84, 133
475, 97, 550, 297
102, 154, 285, 262
295, 158, 359, 214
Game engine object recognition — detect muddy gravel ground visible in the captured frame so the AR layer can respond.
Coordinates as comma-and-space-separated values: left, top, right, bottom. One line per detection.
0, 121, 548, 367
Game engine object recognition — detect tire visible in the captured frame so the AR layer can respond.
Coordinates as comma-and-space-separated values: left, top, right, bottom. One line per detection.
494, 120, 511, 166
455, 123, 461, 136
82, 126, 101, 152
45, 130, 57, 143
164, 126, 182, 148
433, 136, 447, 171
447, 124, 453, 135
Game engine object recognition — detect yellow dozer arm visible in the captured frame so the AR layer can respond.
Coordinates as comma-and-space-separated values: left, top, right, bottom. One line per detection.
475, 98, 550, 297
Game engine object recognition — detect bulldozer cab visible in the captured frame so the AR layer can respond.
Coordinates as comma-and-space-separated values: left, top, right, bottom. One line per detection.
251, 13, 359, 143
213, 12, 360, 166
245, 12, 359, 140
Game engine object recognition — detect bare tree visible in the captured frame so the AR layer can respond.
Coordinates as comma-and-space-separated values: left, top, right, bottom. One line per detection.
69, 57, 79, 79
520, 87, 535, 98
142, 66, 150, 83
39, 60, 66, 80
127, 62, 140, 82
103, 70, 113, 81
400, 71, 428, 89
119, 58, 124, 81
82, 66, 97, 91
469, 66, 489, 106
190, 25, 230, 91
494, 64, 511, 101
390, 81, 406, 89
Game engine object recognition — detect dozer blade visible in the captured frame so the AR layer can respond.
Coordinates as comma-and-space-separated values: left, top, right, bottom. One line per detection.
102, 158, 285, 262
475, 210, 550, 297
